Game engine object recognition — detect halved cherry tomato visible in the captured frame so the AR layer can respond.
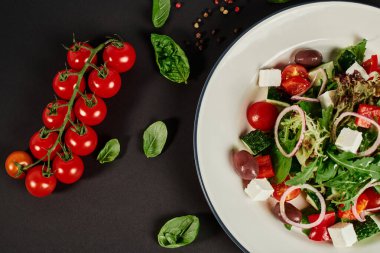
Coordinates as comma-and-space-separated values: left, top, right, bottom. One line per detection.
103, 41, 136, 73
88, 67, 122, 98
247, 101, 278, 132
65, 125, 98, 156
74, 94, 107, 126
52, 69, 86, 100
42, 100, 75, 129
281, 64, 309, 80
25, 165, 56, 198
5, 151, 33, 179
338, 193, 369, 220
256, 155, 275, 178
53, 154, 84, 184
272, 177, 301, 201
281, 76, 311, 96
362, 55, 378, 74
364, 188, 380, 211
355, 104, 380, 128
29, 130, 61, 161
67, 42, 98, 71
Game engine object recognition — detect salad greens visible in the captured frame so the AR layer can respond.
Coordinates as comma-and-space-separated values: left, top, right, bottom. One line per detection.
152, 0, 171, 28
143, 120, 168, 158
335, 39, 367, 72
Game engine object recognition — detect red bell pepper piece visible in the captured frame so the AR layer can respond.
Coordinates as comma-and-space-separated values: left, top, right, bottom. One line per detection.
307, 211, 336, 241
355, 104, 380, 128
362, 55, 379, 74
255, 155, 275, 178
338, 193, 369, 220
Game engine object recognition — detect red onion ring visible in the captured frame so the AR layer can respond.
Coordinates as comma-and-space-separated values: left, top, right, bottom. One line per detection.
290, 96, 320, 103
332, 112, 380, 156
352, 181, 380, 222
314, 68, 328, 96
274, 105, 306, 158
280, 184, 326, 229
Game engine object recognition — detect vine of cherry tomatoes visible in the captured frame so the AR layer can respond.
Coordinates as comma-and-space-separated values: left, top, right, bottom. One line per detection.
4, 36, 136, 198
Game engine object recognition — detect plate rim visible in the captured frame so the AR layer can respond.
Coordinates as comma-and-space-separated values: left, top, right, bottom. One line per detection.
192, 1, 380, 252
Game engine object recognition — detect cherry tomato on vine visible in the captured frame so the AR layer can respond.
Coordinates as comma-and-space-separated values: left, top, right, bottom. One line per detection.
25, 165, 56, 198
42, 100, 75, 129
52, 154, 84, 184
52, 69, 86, 100
29, 130, 61, 161
247, 101, 278, 131
103, 41, 136, 73
5, 151, 33, 179
65, 125, 98, 156
74, 94, 107, 126
67, 42, 97, 71
88, 67, 121, 98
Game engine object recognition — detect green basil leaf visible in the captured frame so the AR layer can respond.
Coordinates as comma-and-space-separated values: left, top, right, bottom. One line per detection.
152, 0, 171, 28
151, 33, 190, 84
157, 215, 200, 248
143, 121, 168, 158
97, 139, 120, 164
270, 146, 292, 184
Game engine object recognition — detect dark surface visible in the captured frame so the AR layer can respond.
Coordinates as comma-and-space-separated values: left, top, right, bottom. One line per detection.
0, 0, 379, 252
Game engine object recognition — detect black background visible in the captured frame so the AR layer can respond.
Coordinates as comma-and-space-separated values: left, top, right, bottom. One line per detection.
0, 1, 379, 252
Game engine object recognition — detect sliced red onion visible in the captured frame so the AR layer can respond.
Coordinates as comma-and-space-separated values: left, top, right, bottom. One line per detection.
332, 112, 380, 156
279, 184, 326, 229
352, 181, 380, 221
291, 96, 320, 103
274, 105, 306, 158
314, 68, 328, 96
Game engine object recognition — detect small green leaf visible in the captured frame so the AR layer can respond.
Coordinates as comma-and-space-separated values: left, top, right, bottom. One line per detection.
315, 159, 337, 184
97, 139, 120, 164
270, 146, 292, 184
152, 0, 171, 28
286, 158, 320, 186
158, 215, 200, 248
143, 121, 168, 158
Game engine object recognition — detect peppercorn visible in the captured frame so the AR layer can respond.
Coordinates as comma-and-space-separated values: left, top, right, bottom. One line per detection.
175, 2, 182, 9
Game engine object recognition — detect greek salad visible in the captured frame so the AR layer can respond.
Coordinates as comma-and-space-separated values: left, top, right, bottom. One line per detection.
232, 39, 380, 247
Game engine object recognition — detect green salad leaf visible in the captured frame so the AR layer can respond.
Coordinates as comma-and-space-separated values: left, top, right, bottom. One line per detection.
271, 146, 292, 184
286, 157, 321, 186
143, 121, 168, 158
152, 0, 171, 28
157, 215, 200, 248
334, 39, 367, 72
315, 159, 337, 184
151, 33, 190, 84
319, 106, 334, 131
97, 139, 120, 164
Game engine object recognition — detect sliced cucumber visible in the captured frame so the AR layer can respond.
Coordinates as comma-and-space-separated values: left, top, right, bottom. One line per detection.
240, 131, 272, 155
353, 215, 380, 241
305, 191, 320, 211
309, 61, 335, 82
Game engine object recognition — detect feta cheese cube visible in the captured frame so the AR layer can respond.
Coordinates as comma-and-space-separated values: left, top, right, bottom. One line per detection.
244, 178, 274, 201
318, 90, 336, 109
346, 62, 369, 80
335, 127, 363, 153
258, 69, 281, 87
370, 215, 380, 228
328, 222, 357, 248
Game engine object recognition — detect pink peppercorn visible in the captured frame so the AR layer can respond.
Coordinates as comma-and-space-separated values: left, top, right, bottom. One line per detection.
175, 2, 182, 8
235, 6, 240, 13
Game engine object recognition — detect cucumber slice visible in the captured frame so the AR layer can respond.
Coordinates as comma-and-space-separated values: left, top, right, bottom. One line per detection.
240, 131, 273, 155
309, 61, 335, 81
353, 215, 380, 241
305, 191, 320, 210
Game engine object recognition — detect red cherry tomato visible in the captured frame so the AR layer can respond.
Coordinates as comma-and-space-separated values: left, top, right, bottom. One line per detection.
65, 125, 98, 156
102, 41, 136, 73
307, 211, 336, 241
281, 64, 309, 80
338, 193, 369, 220
52, 154, 84, 184
67, 42, 97, 71
29, 130, 61, 161
74, 94, 107, 126
25, 166, 56, 197
247, 101, 278, 131
5, 151, 33, 179
281, 76, 311, 96
272, 177, 301, 201
364, 188, 380, 211
42, 100, 75, 129
52, 69, 86, 100
88, 67, 121, 98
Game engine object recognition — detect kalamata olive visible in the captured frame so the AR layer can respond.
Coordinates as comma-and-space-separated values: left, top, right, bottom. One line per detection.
232, 150, 259, 180
273, 202, 302, 224
294, 49, 323, 67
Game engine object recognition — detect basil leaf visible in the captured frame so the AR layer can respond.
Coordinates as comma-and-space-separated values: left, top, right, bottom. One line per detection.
157, 215, 200, 248
271, 146, 292, 184
151, 33, 190, 84
152, 0, 171, 28
143, 121, 168, 158
286, 158, 320, 186
97, 139, 120, 164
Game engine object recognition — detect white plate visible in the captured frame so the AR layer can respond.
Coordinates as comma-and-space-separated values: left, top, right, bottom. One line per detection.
194, 2, 380, 253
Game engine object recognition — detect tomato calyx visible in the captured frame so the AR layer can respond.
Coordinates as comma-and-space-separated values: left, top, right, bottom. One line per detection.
82, 94, 98, 108
38, 127, 53, 139
14, 161, 27, 178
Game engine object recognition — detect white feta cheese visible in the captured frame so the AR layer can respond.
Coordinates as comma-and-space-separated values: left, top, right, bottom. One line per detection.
335, 127, 363, 153
258, 69, 281, 87
346, 62, 369, 80
244, 178, 274, 201
370, 215, 380, 228
328, 222, 357, 248
318, 90, 336, 109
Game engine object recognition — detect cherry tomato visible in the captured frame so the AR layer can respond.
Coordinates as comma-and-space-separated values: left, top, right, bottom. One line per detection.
5, 151, 33, 179
338, 193, 369, 220
272, 177, 301, 201
65, 125, 98, 156
307, 211, 336, 241
29, 130, 61, 161
53, 154, 84, 184
281, 64, 309, 80
25, 166, 56, 198
67, 42, 98, 71
102, 41, 136, 73
74, 94, 107, 126
247, 101, 278, 131
42, 100, 75, 129
88, 67, 121, 98
52, 69, 86, 100
364, 188, 380, 211
281, 76, 311, 96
